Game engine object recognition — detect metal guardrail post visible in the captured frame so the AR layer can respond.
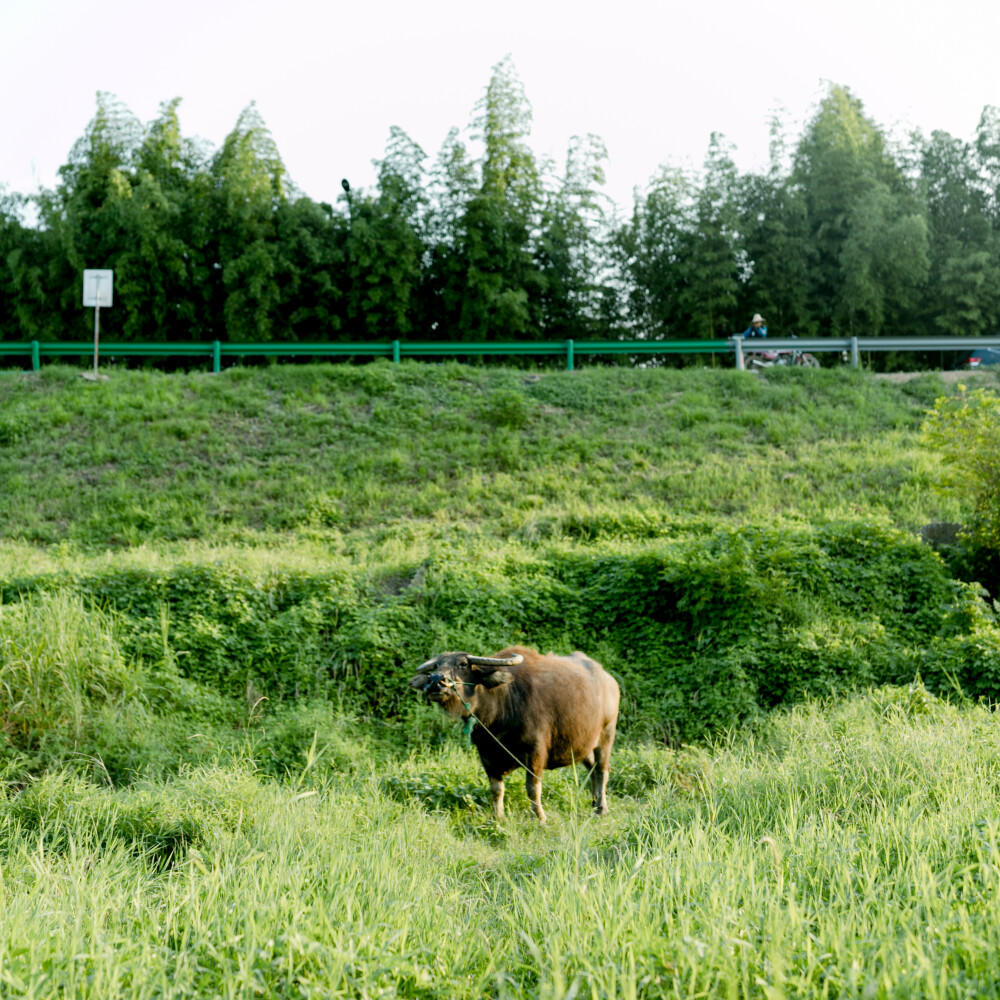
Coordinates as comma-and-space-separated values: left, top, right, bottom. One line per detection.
850, 337, 860, 369
733, 337, 745, 371
392, 340, 401, 364
212, 341, 221, 373
566, 339, 574, 371
31, 341, 40, 371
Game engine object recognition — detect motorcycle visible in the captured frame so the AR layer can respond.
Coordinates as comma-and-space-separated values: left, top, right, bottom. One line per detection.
744, 336, 820, 370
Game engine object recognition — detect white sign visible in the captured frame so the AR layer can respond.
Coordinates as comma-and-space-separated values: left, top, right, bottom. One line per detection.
82, 269, 114, 308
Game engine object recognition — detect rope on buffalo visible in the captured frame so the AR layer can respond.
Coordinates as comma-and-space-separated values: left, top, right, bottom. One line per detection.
453, 686, 595, 807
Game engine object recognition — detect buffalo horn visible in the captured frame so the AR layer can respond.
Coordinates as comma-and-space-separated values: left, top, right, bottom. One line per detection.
468, 653, 523, 667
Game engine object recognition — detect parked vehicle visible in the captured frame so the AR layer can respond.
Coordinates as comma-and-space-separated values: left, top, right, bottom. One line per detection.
959, 347, 1000, 369
746, 346, 821, 370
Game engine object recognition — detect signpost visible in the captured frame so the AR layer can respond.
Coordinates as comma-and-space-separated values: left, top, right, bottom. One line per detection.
82, 269, 113, 379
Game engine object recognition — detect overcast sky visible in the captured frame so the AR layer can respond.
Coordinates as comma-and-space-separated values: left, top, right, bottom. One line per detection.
3, 0, 999, 215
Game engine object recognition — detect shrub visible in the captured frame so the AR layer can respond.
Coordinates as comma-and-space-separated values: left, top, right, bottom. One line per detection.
0, 521, 983, 745
923, 386, 1000, 553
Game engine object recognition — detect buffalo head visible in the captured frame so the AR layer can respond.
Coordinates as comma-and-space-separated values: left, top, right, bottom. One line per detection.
408, 650, 523, 718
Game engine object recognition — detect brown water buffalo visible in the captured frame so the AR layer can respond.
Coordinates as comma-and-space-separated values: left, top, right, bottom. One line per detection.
409, 645, 620, 823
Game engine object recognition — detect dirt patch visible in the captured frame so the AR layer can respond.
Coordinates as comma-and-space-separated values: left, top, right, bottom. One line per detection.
874, 370, 997, 384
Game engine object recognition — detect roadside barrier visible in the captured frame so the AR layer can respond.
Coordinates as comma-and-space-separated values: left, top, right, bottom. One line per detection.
2, 336, 998, 373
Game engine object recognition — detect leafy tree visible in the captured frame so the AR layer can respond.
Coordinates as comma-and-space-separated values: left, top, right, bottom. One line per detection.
32, 93, 145, 340
675, 135, 742, 338
837, 181, 929, 336
210, 103, 289, 341
273, 196, 346, 341
428, 57, 546, 341
111, 99, 206, 340
18, 95, 215, 343
338, 127, 427, 338
974, 105, 1000, 225
792, 85, 928, 335
919, 124, 1000, 337
616, 166, 693, 339
923, 387, 1000, 555
14, 75, 1000, 352
735, 122, 816, 337
0, 188, 19, 338
0, 188, 50, 341
423, 127, 477, 338
535, 134, 613, 339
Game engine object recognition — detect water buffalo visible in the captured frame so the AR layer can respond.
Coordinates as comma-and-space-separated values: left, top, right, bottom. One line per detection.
409, 645, 620, 823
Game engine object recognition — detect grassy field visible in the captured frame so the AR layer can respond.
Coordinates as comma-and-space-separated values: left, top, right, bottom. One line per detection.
2, 362, 1000, 998
3, 689, 1000, 998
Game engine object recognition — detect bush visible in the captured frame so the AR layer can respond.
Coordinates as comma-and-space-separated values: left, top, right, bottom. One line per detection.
923, 386, 1000, 554
2, 521, 976, 745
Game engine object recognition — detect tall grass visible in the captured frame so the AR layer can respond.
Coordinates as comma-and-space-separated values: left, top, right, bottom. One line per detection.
2, 689, 999, 997
3, 363, 1000, 996
0, 592, 140, 751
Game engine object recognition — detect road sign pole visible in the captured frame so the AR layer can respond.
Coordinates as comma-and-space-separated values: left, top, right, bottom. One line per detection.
81, 269, 113, 381
93, 290, 101, 377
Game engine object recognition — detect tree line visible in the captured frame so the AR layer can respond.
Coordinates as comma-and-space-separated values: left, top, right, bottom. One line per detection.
3, 58, 1000, 346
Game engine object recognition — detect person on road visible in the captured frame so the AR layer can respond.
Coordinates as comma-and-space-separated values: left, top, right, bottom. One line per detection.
741, 313, 768, 338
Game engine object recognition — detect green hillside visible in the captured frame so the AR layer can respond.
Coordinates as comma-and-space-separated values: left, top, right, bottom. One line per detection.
0, 362, 966, 549
4, 363, 1000, 998
2, 362, 996, 748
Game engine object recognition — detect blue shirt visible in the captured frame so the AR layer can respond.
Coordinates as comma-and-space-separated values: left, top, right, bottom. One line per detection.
742, 324, 768, 338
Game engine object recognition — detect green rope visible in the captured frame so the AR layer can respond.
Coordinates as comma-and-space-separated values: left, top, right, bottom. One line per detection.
456, 689, 477, 746
461, 715, 476, 745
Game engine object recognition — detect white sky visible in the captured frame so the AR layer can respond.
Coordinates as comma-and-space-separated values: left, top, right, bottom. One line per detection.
2, 0, 999, 216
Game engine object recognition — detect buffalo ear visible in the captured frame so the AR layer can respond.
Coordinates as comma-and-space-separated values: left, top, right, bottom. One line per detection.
408, 673, 431, 691
473, 668, 514, 689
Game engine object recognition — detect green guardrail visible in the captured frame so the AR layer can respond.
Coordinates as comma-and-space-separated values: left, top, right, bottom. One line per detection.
5, 336, 989, 374
0, 338, 734, 374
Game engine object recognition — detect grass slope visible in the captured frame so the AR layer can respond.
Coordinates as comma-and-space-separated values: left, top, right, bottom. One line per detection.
0, 362, 971, 549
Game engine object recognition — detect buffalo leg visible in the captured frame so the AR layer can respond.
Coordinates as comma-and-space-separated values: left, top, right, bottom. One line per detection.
489, 776, 506, 821
591, 724, 616, 815
525, 752, 547, 823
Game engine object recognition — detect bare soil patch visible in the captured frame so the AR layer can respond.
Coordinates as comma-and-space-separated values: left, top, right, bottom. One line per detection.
874, 370, 998, 384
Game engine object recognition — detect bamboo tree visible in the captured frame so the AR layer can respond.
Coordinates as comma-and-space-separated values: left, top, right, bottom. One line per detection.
616, 166, 694, 339
423, 127, 477, 339
211, 103, 288, 341
273, 196, 346, 341
1, 187, 58, 341
113, 99, 206, 340
338, 127, 427, 338
34, 93, 145, 340
535, 134, 615, 339
792, 85, 928, 336
429, 57, 546, 341
676, 135, 742, 338
735, 112, 816, 337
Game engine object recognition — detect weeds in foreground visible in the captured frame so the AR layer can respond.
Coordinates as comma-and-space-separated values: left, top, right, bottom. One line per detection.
2, 690, 999, 998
